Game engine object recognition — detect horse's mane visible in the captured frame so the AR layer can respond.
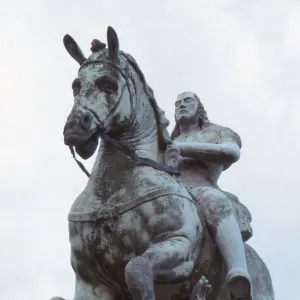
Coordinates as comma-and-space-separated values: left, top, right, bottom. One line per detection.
120, 51, 172, 150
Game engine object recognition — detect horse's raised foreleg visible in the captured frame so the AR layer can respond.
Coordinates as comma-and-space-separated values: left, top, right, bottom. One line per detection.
125, 236, 195, 300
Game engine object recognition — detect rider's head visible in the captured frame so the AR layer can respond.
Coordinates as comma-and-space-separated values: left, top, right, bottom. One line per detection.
171, 91, 209, 139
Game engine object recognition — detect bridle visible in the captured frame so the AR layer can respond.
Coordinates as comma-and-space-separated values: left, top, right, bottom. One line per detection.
69, 60, 180, 178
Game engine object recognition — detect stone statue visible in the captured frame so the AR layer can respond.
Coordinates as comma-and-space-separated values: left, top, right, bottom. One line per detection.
171, 91, 253, 299
52, 26, 274, 300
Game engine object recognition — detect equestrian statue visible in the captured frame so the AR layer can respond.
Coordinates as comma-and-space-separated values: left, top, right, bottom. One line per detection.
50, 26, 274, 300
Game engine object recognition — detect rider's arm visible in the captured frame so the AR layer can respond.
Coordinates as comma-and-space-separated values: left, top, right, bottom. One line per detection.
176, 141, 240, 164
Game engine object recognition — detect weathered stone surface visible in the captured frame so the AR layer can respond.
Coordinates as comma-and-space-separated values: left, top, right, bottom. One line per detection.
51, 26, 274, 300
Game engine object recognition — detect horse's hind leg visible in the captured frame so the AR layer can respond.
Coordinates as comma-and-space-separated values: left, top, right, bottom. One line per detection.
245, 244, 274, 300
125, 236, 195, 300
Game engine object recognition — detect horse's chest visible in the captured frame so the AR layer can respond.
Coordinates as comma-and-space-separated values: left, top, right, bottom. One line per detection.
68, 212, 148, 286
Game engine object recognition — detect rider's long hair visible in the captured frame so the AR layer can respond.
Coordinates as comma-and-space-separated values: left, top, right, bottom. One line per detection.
171, 93, 210, 140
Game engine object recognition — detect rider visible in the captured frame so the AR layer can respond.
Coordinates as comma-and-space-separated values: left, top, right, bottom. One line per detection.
170, 91, 253, 300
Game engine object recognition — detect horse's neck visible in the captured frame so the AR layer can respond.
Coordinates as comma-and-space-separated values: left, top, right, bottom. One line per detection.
87, 93, 161, 197
128, 93, 160, 160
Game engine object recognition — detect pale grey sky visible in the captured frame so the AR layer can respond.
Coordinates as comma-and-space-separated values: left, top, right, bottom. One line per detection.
1, 0, 299, 299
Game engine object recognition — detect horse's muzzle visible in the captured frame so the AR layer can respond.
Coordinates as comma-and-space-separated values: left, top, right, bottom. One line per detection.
64, 109, 94, 141
63, 121, 87, 145
64, 133, 85, 146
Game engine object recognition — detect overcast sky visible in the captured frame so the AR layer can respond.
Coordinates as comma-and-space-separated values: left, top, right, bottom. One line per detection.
1, 0, 299, 299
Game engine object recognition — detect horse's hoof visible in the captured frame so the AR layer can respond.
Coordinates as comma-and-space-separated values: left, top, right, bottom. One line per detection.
190, 276, 212, 300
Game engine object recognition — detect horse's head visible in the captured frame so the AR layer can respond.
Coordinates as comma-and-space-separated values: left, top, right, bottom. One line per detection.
63, 27, 137, 159
63, 26, 172, 163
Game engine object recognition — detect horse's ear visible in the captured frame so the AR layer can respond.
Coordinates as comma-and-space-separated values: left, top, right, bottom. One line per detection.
107, 26, 119, 59
63, 34, 87, 65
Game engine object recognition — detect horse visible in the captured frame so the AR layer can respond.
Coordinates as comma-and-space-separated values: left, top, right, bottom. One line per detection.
53, 26, 274, 300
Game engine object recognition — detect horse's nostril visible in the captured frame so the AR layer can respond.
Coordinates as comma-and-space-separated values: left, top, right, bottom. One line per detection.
83, 114, 91, 125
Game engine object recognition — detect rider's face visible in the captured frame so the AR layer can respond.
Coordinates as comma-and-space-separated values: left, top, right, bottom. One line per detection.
175, 93, 198, 123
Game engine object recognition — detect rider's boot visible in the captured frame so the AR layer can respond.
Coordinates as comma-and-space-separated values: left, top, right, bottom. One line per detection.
215, 214, 253, 300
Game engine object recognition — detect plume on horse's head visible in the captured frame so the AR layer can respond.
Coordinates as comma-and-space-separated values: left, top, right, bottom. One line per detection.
63, 26, 172, 151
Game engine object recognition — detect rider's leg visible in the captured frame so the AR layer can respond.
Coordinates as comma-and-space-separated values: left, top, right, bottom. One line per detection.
199, 187, 252, 300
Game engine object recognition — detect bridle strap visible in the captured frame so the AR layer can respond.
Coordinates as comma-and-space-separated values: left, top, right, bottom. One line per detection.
97, 127, 180, 175
69, 127, 180, 178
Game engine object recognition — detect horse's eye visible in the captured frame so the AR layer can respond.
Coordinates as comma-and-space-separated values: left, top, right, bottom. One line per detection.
103, 83, 114, 94
73, 86, 80, 96
72, 81, 81, 96
95, 77, 118, 94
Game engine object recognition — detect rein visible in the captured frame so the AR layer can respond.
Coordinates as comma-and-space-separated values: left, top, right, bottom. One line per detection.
69, 127, 180, 178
